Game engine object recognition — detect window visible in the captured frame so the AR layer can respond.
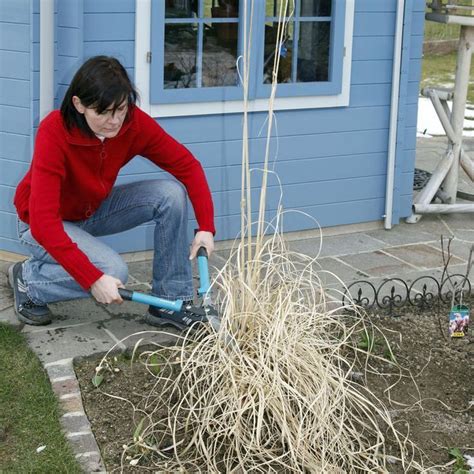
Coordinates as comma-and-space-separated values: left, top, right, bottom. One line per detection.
138, 0, 354, 116
256, 0, 346, 97
151, 0, 243, 103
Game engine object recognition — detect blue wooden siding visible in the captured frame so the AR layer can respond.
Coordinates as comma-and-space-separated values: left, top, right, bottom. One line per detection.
55, 0, 83, 110
83, 1, 135, 71
0, 0, 34, 253
0, 0, 425, 255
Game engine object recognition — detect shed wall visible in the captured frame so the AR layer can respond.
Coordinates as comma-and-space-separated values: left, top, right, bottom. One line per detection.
0, 0, 425, 255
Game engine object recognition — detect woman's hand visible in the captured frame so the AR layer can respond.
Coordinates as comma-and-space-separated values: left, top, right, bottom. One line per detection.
90, 274, 125, 304
189, 231, 214, 260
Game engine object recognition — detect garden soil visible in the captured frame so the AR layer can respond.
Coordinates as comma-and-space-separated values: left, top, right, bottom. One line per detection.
75, 297, 473, 473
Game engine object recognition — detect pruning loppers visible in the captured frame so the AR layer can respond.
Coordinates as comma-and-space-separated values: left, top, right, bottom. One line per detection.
118, 247, 220, 332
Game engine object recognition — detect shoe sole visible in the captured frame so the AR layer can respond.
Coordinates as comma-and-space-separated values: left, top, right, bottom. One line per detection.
8, 264, 51, 326
144, 312, 197, 331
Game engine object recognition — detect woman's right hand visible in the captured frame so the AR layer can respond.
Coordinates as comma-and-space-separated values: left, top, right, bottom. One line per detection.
90, 274, 124, 304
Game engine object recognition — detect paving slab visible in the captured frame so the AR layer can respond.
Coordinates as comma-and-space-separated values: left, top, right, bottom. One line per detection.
0, 265, 13, 311
383, 243, 464, 270
0, 306, 22, 329
0, 273, 9, 289
99, 316, 180, 351
289, 233, 384, 258
0, 291, 13, 311
209, 253, 229, 273
364, 226, 438, 247
440, 213, 474, 232
425, 239, 473, 264
213, 247, 233, 263
21, 298, 112, 334
338, 250, 416, 278
455, 230, 474, 242
122, 250, 153, 263
403, 214, 453, 236
25, 323, 117, 364
316, 257, 370, 285
127, 260, 153, 286
126, 275, 152, 289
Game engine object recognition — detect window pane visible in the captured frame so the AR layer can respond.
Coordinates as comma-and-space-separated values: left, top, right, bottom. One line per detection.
202, 22, 239, 87
263, 21, 294, 83
165, 0, 197, 18
300, 0, 331, 17
164, 24, 198, 89
265, 0, 293, 18
297, 21, 330, 82
203, 0, 239, 19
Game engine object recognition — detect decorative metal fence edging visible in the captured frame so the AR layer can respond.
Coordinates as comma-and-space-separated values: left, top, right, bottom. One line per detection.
342, 274, 472, 317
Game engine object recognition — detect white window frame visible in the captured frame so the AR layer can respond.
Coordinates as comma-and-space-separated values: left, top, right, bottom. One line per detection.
135, 0, 354, 118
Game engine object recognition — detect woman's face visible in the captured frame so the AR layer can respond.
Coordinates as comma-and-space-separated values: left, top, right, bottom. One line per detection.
72, 96, 128, 138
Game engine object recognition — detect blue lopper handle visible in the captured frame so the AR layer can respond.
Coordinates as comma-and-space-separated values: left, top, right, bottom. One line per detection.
118, 289, 183, 311
197, 247, 210, 296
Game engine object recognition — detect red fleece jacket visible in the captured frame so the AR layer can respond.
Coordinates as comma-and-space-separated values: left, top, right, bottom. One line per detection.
14, 106, 215, 290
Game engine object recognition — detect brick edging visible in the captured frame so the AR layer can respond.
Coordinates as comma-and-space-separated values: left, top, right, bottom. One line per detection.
45, 358, 106, 473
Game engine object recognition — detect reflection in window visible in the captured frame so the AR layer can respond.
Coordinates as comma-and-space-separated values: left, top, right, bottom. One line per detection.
165, 0, 198, 19
203, 24, 239, 87
264, 21, 294, 83
164, 24, 198, 89
164, 0, 240, 89
263, 0, 332, 84
300, 0, 331, 17
298, 21, 329, 82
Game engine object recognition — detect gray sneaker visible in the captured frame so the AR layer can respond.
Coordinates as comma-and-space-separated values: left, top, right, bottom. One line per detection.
8, 262, 52, 326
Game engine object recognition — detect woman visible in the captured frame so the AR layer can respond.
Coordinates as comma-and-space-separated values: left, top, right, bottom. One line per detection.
9, 56, 215, 329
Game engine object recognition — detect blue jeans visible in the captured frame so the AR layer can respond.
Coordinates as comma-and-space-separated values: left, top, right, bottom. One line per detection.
18, 179, 194, 305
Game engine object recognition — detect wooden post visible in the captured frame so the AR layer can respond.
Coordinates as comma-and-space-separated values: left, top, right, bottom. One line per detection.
413, 151, 454, 205
414, 203, 474, 213
443, 25, 474, 202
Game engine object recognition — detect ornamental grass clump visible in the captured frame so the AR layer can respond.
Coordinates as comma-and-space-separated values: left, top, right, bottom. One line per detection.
106, 234, 422, 472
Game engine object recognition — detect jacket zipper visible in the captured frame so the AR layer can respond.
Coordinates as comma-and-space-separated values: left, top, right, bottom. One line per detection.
85, 141, 107, 219
98, 141, 107, 195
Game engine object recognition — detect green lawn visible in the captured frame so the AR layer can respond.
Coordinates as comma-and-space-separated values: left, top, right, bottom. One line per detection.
0, 324, 82, 473
424, 20, 460, 41
421, 51, 474, 105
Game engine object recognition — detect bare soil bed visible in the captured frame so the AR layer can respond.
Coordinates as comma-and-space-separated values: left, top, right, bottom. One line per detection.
75, 297, 473, 472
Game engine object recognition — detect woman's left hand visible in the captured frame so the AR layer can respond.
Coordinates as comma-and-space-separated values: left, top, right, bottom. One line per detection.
189, 231, 214, 260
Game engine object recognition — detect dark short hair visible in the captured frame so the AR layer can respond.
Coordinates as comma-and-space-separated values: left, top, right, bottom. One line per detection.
60, 56, 138, 136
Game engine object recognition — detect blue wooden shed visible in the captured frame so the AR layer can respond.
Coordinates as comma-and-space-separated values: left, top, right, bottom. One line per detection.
0, 0, 425, 256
